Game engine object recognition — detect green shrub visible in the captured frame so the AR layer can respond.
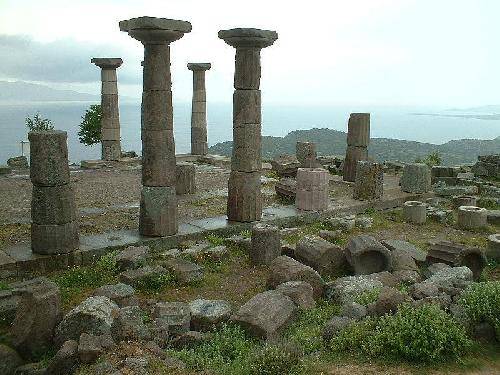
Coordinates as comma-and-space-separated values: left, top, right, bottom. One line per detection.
352, 287, 381, 306
246, 342, 305, 375
459, 281, 500, 336
78, 104, 102, 146
134, 271, 176, 294
206, 234, 226, 246
26, 112, 54, 131
329, 317, 377, 353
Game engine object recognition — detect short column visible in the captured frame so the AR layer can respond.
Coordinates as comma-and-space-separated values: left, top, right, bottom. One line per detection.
120, 16, 191, 236
91, 58, 123, 161
296, 141, 317, 168
343, 113, 370, 182
29, 131, 78, 254
296, 168, 329, 211
400, 163, 431, 193
219, 28, 278, 222
188, 63, 211, 155
353, 161, 383, 200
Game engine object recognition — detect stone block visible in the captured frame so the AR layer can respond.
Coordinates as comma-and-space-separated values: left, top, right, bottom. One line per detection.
141, 89, 173, 131
345, 235, 392, 275
250, 223, 281, 265
191, 126, 207, 142
295, 188, 329, 211
192, 90, 206, 102
31, 184, 77, 225
295, 236, 346, 274
101, 69, 117, 82
343, 145, 368, 182
189, 299, 232, 331
296, 168, 329, 191
275, 281, 315, 309
234, 47, 261, 89
402, 200, 426, 224
346, 113, 370, 147
296, 142, 318, 168
176, 162, 196, 195
29, 131, 70, 186
115, 246, 149, 271
101, 141, 121, 161
191, 100, 207, 115
164, 258, 203, 284
457, 206, 488, 230
153, 301, 190, 335
400, 163, 431, 193
7, 156, 28, 169
487, 234, 500, 261
452, 195, 477, 208
143, 43, 171, 91
191, 111, 207, 127
231, 123, 261, 172
119, 265, 168, 287
31, 221, 79, 255
227, 171, 262, 222
233, 90, 261, 124
353, 161, 384, 200
271, 155, 300, 177
139, 186, 177, 236
93, 283, 138, 307
141, 129, 176, 187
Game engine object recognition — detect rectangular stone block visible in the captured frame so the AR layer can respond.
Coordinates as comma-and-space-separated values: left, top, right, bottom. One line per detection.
227, 171, 262, 222
29, 131, 70, 187
231, 123, 261, 172
143, 44, 171, 91
139, 186, 178, 237
102, 140, 121, 161
296, 188, 329, 211
343, 146, 368, 182
101, 69, 117, 82
235, 47, 261, 89
142, 90, 174, 131
353, 161, 384, 200
101, 81, 118, 95
31, 184, 77, 225
191, 141, 208, 155
233, 90, 261, 124
31, 221, 79, 255
101, 127, 120, 141
176, 162, 196, 195
141, 129, 176, 187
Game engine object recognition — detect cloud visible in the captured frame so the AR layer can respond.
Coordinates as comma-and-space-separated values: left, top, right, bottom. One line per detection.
0, 34, 141, 84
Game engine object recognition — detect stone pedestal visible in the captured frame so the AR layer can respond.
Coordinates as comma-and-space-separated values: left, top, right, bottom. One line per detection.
29, 131, 78, 254
403, 200, 426, 224
188, 63, 211, 155
343, 113, 370, 182
250, 224, 280, 265
353, 161, 383, 200
91, 58, 123, 161
219, 28, 278, 222
176, 162, 196, 195
296, 168, 329, 211
452, 195, 477, 208
120, 16, 191, 236
457, 206, 487, 230
296, 142, 317, 168
487, 234, 500, 261
400, 163, 431, 193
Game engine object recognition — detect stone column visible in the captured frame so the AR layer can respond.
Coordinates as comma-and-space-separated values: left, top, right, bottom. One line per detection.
120, 16, 191, 236
353, 161, 383, 200
29, 131, 78, 254
187, 63, 211, 155
296, 141, 317, 168
343, 113, 370, 182
219, 28, 278, 222
91, 58, 123, 161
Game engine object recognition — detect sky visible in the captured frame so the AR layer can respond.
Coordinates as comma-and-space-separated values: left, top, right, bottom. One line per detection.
0, 0, 498, 107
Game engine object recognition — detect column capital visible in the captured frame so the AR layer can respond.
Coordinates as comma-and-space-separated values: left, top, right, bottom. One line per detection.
119, 16, 191, 44
187, 63, 211, 71
91, 58, 123, 69
218, 28, 278, 49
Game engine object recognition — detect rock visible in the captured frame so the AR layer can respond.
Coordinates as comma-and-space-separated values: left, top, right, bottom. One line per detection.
153, 302, 191, 335
0, 289, 20, 326
14, 362, 46, 375
295, 236, 346, 274
353, 161, 384, 200
410, 282, 440, 299
88, 360, 119, 375
93, 283, 138, 307
115, 245, 148, 271
372, 287, 408, 316
322, 316, 353, 344
7, 156, 29, 169
427, 266, 473, 289
0, 344, 23, 375
149, 318, 170, 348
169, 331, 205, 349
250, 224, 281, 265
487, 210, 500, 225
340, 302, 367, 320
111, 306, 150, 342
271, 155, 300, 177
393, 270, 421, 284
424, 262, 451, 278
280, 227, 301, 237
427, 241, 486, 280
45, 340, 78, 375
275, 177, 297, 200
224, 235, 251, 251
10, 277, 62, 358
400, 163, 431, 193
368, 271, 400, 287
345, 235, 392, 275
472, 322, 497, 343
325, 275, 383, 304
403, 200, 427, 224
54, 296, 118, 346
0, 165, 12, 175
381, 239, 427, 263
390, 248, 418, 272
487, 234, 500, 261
202, 245, 228, 262
189, 299, 232, 331
164, 258, 203, 284
434, 184, 478, 197
327, 216, 356, 231
457, 206, 488, 230
319, 229, 342, 242
267, 256, 325, 299
355, 216, 373, 229
412, 293, 452, 310
121, 357, 148, 375
183, 241, 210, 257
231, 290, 297, 341
281, 243, 296, 257
119, 265, 168, 287
78, 333, 114, 364
275, 281, 316, 309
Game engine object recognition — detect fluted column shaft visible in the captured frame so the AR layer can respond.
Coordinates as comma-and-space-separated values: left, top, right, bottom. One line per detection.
188, 63, 211, 155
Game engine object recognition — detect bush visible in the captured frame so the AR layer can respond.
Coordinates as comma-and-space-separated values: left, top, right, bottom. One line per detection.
459, 281, 500, 336
78, 104, 102, 146
329, 304, 472, 363
26, 112, 54, 131
246, 342, 305, 375
415, 151, 442, 167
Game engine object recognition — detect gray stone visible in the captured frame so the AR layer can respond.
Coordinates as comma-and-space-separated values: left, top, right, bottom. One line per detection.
339, 302, 367, 320
487, 234, 500, 261
346, 113, 370, 147
31, 221, 79, 255
472, 322, 497, 343
250, 223, 281, 265
296, 142, 318, 168
452, 195, 477, 208
393, 270, 421, 284
434, 184, 478, 197
189, 299, 232, 331
403, 200, 427, 224
427, 241, 486, 280
319, 229, 342, 242
487, 210, 500, 225
115, 245, 148, 271
400, 163, 431, 193
322, 316, 353, 344
14, 362, 46, 375
31, 184, 77, 225
345, 235, 393, 275
327, 216, 356, 231
372, 287, 408, 316
153, 302, 191, 335
355, 216, 373, 229
93, 283, 138, 308
164, 258, 203, 284
7, 156, 28, 169
202, 245, 229, 262
54, 296, 118, 346
119, 265, 168, 287
382, 239, 427, 263
139, 186, 177, 236
424, 262, 451, 278
231, 124, 262, 172
267, 256, 325, 299
0, 344, 23, 375
457, 206, 488, 229
353, 161, 383, 200
121, 357, 148, 375
111, 306, 150, 342
176, 162, 196, 194
45, 340, 78, 375
390, 248, 418, 272
295, 236, 346, 274
325, 275, 383, 304
271, 155, 300, 178
231, 290, 296, 341
275, 281, 316, 309
78, 333, 114, 364
0, 165, 12, 175
170, 331, 205, 349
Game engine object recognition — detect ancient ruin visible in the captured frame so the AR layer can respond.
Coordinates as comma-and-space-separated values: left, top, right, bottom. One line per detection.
295, 168, 329, 211
353, 161, 383, 200
120, 16, 191, 236
188, 63, 211, 155
343, 113, 370, 182
91, 58, 123, 161
219, 27, 278, 222
296, 141, 318, 168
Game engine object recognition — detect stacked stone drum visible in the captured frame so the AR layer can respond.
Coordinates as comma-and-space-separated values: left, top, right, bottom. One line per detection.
188, 63, 211, 155
343, 113, 370, 182
296, 168, 329, 211
29, 131, 78, 254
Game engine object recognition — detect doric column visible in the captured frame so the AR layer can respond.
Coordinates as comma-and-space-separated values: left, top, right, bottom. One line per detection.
187, 63, 211, 155
343, 113, 370, 182
91, 58, 123, 161
120, 16, 191, 236
219, 28, 278, 222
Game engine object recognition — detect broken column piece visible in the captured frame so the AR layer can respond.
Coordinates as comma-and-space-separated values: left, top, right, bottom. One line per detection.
295, 168, 329, 211
343, 113, 370, 182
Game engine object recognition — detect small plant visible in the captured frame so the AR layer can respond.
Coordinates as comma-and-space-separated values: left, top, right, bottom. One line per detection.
26, 112, 54, 131
352, 287, 382, 306
78, 104, 102, 146
207, 234, 225, 247
134, 271, 176, 294
246, 342, 305, 375
415, 151, 442, 167
0, 281, 9, 291
459, 281, 500, 336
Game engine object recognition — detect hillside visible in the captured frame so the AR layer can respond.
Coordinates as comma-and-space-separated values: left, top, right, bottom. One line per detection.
208, 128, 500, 165
0, 81, 99, 102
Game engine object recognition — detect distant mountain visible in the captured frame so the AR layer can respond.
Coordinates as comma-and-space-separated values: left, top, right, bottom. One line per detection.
209, 128, 500, 165
0, 81, 99, 102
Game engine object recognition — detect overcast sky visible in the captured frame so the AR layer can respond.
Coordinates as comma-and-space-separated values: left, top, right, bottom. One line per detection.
0, 0, 498, 107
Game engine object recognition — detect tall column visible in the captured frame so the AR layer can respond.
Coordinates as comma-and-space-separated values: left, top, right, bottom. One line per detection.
91, 58, 123, 161
120, 16, 191, 236
188, 63, 211, 155
219, 28, 278, 222
343, 113, 370, 182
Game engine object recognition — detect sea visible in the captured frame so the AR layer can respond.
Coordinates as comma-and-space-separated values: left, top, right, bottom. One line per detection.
0, 101, 499, 164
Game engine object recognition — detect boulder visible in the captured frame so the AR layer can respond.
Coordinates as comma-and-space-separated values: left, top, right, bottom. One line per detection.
188, 299, 231, 331
45, 340, 78, 375
318, 229, 342, 243
169, 331, 205, 349
322, 316, 353, 344
400, 163, 431, 193
78, 333, 114, 364
327, 216, 356, 231
93, 283, 138, 307
427, 241, 486, 280
389, 248, 418, 272
339, 302, 367, 320
345, 235, 392, 275
250, 224, 281, 265
164, 258, 203, 284
381, 239, 427, 263
267, 256, 325, 299
115, 246, 148, 271
275, 178, 297, 200
325, 275, 383, 304
7, 156, 29, 169
111, 306, 150, 342
0, 344, 23, 375
152, 302, 191, 335
14, 362, 46, 375
271, 155, 301, 177
119, 265, 168, 287
275, 281, 316, 309
231, 290, 297, 341
372, 287, 409, 316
